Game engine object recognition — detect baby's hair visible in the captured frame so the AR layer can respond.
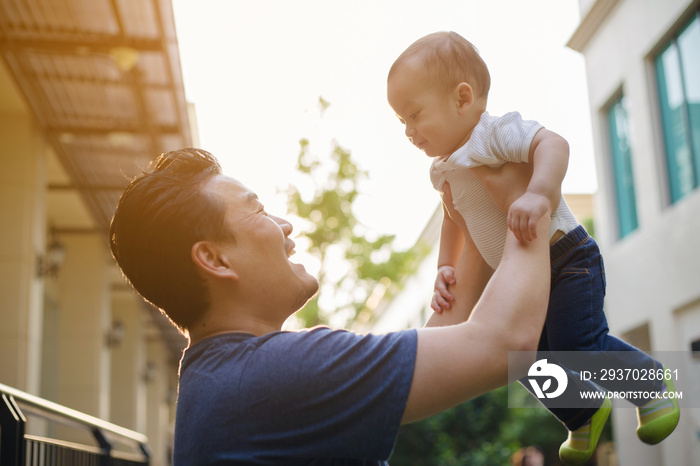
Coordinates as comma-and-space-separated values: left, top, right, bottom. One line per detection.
389, 31, 490, 100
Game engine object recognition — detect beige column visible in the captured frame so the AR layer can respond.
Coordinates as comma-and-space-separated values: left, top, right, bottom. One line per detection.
0, 114, 46, 393
56, 233, 111, 419
146, 338, 176, 466
110, 288, 147, 433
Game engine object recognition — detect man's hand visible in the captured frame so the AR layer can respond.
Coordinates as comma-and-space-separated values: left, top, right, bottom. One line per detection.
507, 192, 551, 242
471, 163, 554, 242
470, 163, 531, 215
431, 265, 456, 313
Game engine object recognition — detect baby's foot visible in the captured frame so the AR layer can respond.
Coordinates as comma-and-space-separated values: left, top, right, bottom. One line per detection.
559, 397, 611, 465
636, 369, 680, 444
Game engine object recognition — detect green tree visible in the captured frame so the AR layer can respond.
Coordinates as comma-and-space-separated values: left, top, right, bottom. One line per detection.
286, 98, 426, 327
390, 386, 568, 465
391, 382, 615, 465
390, 388, 515, 465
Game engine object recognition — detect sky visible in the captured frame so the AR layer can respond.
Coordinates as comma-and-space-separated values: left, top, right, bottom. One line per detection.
171, 0, 595, 251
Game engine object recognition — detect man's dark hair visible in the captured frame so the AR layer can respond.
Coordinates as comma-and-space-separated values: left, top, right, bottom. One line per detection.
110, 148, 228, 333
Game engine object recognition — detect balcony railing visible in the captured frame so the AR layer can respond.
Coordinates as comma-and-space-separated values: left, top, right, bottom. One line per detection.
0, 382, 149, 465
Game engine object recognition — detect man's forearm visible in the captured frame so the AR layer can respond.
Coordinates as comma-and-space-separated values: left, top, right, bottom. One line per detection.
467, 212, 551, 351
425, 243, 492, 328
437, 207, 464, 268
403, 214, 551, 424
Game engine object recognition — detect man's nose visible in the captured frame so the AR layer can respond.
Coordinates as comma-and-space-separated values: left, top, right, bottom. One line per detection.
273, 215, 293, 236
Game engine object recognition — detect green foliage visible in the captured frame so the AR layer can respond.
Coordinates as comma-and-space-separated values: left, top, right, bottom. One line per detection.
390, 386, 569, 465
286, 100, 425, 327
392, 382, 616, 465
500, 384, 569, 457
582, 216, 596, 238
391, 388, 514, 465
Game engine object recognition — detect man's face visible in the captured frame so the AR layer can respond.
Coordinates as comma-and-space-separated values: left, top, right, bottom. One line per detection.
204, 175, 319, 313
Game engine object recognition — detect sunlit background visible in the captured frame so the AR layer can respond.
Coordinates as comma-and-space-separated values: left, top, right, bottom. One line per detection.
2, 0, 700, 463
171, 0, 595, 256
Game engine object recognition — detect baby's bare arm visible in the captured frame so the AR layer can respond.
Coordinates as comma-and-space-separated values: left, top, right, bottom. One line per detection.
472, 129, 568, 242
527, 129, 569, 215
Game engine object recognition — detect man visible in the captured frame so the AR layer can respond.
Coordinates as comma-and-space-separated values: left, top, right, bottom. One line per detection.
110, 148, 551, 465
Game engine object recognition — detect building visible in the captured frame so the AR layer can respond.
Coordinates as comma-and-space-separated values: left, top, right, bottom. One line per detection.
0, 0, 194, 464
568, 0, 700, 464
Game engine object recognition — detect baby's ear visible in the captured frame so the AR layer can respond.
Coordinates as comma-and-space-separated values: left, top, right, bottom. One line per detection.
191, 241, 239, 281
456, 82, 474, 110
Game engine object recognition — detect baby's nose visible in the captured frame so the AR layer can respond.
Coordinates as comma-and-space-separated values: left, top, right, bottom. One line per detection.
405, 125, 415, 139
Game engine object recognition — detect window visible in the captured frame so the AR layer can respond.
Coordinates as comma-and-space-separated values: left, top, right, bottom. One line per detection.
607, 95, 638, 237
655, 12, 700, 203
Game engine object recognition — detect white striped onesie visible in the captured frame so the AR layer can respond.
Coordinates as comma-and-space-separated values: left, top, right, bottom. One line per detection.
430, 111, 578, 269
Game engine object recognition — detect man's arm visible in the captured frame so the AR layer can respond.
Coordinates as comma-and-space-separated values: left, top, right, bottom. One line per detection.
401, 213, 551, 424
426, 225, 492, 327
430, 205, 464, 312
436, 204, 464, 270
430, 181, 492, 317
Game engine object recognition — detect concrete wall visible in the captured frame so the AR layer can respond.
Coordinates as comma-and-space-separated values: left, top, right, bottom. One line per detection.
572, 0, 700, 463
0, 113, 47, 394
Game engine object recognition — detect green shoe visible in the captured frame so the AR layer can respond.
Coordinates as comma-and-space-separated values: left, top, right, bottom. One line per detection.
559, 397, 611, 466
636, 371, 680, 445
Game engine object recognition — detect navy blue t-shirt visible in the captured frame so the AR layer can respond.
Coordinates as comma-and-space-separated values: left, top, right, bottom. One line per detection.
174, 326, 417, 465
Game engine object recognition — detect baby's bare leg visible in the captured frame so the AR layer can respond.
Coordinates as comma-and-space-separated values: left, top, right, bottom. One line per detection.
470, 163, 532, 213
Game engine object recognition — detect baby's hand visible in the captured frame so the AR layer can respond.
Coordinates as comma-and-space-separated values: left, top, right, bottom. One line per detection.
432, 265, 456, 313
507, 192, 551, 242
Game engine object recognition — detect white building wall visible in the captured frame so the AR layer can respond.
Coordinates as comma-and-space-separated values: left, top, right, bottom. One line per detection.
366, 205, 441, 333
571, 0, 700, 464
0, 113, 47, 394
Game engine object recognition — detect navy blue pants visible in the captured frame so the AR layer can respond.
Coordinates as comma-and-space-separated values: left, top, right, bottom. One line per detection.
522, 226, 663, 430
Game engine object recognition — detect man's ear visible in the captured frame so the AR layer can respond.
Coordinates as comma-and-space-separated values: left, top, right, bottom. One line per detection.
191, 241, 239, 281
455, 82, 474, 111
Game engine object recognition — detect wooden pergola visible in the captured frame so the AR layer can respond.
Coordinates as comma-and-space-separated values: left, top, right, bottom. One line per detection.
0, 0, 193, 358
0, 0, 192, 229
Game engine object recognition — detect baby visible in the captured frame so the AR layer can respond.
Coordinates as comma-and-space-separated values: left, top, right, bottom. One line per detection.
387, 31, 679, 465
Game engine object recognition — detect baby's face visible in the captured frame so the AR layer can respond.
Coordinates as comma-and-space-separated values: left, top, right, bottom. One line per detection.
387, 62, 472, 158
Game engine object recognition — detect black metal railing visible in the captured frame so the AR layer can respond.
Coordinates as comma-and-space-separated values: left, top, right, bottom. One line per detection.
0, 382, 149, 465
